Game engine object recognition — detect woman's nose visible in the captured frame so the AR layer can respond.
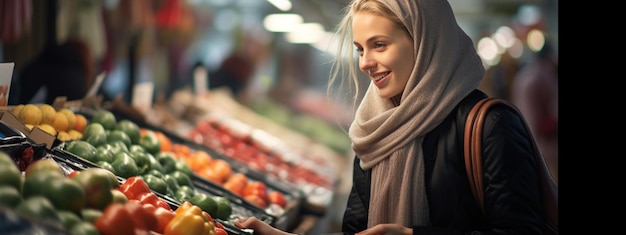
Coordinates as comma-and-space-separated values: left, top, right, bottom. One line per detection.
360, 54, 375, 74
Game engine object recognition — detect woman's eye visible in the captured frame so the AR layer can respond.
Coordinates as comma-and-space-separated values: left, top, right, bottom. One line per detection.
355, 47, 363, 52
374, 42, 385, 48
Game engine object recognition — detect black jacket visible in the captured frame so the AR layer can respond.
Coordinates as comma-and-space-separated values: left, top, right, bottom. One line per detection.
342, 90, 544, 235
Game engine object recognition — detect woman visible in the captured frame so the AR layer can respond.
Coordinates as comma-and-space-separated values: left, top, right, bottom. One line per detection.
236, 0, 545, 234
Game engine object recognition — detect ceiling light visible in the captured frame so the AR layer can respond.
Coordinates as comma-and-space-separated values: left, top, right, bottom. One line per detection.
285, 23, 325, 44
263, 14, 303, 32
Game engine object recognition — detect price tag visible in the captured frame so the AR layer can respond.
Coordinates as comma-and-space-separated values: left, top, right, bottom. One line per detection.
0, 62, 15, 106
193, 65, 208, 95
132, 82, 154, 114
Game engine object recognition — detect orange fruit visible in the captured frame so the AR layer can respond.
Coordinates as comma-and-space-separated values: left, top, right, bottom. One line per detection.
39, 104, 57, 125
223, 179, 246, 196
223, 173, 248, 196
154, 131, 172, 152
58, 109, 76, 131
186, 151, 212, 172
18, 104, 42, 125
227, 173, 248, 185
73, 114, 88, 132
206, 159, 232, 184
52, 112, 69, 132
197, 166, 222, 184
171, 144, 191, 158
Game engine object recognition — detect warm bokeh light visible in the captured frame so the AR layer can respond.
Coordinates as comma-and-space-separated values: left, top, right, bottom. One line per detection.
285, 23, 325, 44
492, 26, 516, 50
526, 29, 546, 53
263, 14, 303, 32
477, 37, 500, 67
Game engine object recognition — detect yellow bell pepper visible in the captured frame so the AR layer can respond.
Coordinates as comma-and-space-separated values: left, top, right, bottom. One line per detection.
164, 201, 216, 235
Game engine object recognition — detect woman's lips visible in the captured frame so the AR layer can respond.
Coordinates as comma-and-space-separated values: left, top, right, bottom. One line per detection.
373, 72, 390, 87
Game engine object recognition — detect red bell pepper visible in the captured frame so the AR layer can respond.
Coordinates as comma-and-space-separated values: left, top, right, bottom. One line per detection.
143, 203, 176, 234
119, 176, 172, 211
118, 176, 152, 200
94, 201, 160, 235
124, 201, 158, 234
137, 191, 171, 210
94, 203, 136, 235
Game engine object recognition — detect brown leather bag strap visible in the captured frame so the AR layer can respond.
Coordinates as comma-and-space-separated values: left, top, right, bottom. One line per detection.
463, 97, 493, 213
464, 97, 559, 233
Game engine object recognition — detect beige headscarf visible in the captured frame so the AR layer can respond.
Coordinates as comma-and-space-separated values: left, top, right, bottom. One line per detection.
347, 0, 485, 228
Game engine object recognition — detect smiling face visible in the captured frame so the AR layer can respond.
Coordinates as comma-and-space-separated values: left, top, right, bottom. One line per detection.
352, 11, 415, 99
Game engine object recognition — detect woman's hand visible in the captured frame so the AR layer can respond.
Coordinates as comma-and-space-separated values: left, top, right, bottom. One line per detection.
234, 217, 296, 235
356, 224, 412, 235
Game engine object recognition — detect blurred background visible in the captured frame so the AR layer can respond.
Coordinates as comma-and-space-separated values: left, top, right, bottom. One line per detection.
1, 0, 558, 232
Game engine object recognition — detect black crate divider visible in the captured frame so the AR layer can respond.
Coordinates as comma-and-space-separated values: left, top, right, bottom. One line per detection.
0, 120, 27, 139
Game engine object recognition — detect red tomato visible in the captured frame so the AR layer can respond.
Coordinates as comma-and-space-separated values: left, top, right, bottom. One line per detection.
215, 227, 228, 235
244, 194, 268, 208
223, 180, 246, 196
243, 181, 268, 205
268, 191, 287, 208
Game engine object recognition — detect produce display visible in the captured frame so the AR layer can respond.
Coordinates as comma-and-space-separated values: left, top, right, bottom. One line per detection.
0, 107, 245, 234
188, 117, 333, 188
0, 151, 229, 235
186, 115, 337, 213
0, 94, 342, 233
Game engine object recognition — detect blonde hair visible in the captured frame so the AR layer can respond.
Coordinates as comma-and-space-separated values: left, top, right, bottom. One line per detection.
326, 0, 407, 112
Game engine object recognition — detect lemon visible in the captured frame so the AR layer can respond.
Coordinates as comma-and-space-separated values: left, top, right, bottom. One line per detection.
68, 129, 83, 140
38, 123, 58, 136
18, 104, 42, 125
39, 104, 57, 125
11, 104, 24, 117
52, 112, 69, 132
57, 131, 71, 142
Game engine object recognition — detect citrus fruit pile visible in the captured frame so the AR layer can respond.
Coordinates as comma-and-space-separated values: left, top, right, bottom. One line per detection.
11, 104, 88, 141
